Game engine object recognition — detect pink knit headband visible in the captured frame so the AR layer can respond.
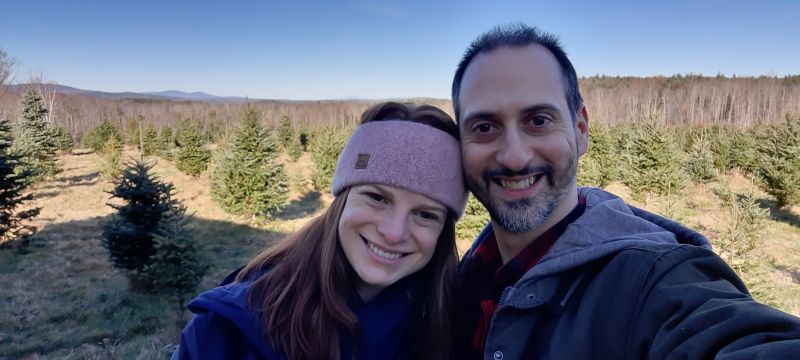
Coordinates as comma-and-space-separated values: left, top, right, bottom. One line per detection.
331, 120, 467, 217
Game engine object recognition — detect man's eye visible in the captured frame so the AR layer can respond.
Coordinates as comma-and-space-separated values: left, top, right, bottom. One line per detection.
529, 116, 551, 127
472, 123, 495, 133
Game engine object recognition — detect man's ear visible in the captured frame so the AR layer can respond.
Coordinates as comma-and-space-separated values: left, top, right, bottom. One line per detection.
576, 106, 589, 156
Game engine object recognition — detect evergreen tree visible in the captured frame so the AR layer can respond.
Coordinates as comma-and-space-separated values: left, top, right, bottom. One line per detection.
286, 133, 303, 162
729, 127, 759, 174
157, 127, 174, 160
755, 115, 800, 208
100, 135, 123, 181
174, 118, 193, 148
141, 200, 208, 321
578, 122, 617, 188
277, 115, 294, 150
708, 125, 734, 173
101, 160, 179, 291
84, 117, 122, 153
310, 127, 350, 193
712, 185, 769, 276
139, 123, 159, 156
12, 88, 60, 182
175, 125, 211, 176
455, 194, 491, 242
618, 121, 687, 199
211, 106, 288, 218
683, 130, 717, 183
50, 126, 74, 152
0, 119, 40, 242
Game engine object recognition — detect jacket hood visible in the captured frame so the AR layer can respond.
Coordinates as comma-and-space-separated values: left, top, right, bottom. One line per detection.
468, 187, 711, 283
187, 281, 283, 358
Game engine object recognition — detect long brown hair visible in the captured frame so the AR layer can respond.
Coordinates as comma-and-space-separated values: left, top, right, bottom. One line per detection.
237, 102, 459, 359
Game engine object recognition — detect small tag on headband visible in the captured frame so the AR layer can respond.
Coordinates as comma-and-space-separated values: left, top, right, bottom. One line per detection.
355, 154, 370, 169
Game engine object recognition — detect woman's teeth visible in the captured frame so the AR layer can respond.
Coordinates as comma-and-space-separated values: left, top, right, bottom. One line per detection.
368, 241, 403, 260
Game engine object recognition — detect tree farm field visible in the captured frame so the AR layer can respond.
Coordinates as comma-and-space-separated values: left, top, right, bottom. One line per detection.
1, 145, 799, 358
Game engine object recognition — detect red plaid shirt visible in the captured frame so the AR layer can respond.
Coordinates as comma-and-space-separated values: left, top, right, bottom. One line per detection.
460, 194, 586, 357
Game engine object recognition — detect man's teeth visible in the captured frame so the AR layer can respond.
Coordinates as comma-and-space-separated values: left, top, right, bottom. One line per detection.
368, 241, 402, 260
500, 176, 536, 190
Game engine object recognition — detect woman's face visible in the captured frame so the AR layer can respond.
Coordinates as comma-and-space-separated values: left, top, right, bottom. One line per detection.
338, 184, 448, 300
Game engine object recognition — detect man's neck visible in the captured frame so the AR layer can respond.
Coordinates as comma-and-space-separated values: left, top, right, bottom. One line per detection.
492, 188, 579, 264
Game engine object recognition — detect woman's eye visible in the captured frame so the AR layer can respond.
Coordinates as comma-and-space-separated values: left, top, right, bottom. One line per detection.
364, 192, 385, 203
416, 211, 440, 223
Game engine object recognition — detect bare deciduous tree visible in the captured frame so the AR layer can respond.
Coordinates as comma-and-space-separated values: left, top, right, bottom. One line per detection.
0, 49, 18, 99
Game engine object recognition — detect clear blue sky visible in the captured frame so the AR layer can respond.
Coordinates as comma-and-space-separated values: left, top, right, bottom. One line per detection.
2, 0, 798, 100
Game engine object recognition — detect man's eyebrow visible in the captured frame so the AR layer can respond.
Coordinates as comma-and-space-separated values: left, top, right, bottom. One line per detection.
520, 103, 561, 116
461, 111, 496, 124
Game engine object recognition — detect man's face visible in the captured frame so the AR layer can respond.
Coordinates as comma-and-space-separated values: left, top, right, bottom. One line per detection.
457, 44, 588, 233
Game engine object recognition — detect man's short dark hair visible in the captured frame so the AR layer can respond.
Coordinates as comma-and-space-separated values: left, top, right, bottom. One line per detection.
451, 23, 583, 123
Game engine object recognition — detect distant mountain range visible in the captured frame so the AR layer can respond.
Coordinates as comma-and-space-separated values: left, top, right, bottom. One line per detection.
7, 84, 253, 103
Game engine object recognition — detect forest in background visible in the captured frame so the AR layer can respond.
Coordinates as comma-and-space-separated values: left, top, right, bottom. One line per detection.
1, 75, 799, 145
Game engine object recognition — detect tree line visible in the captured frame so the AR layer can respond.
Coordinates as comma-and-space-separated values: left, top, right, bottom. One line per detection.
1, 75, 798, 147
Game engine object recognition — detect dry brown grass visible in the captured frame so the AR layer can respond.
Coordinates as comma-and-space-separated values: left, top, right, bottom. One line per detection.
0, 148, 314, 358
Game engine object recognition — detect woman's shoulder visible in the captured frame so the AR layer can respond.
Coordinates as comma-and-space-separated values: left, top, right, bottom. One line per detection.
177, 270, 284, 359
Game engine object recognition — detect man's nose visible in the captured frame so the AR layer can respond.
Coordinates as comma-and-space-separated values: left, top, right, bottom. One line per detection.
497, 129, 532, 171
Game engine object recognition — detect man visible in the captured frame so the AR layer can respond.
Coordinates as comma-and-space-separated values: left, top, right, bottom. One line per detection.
453, 24, 800, 359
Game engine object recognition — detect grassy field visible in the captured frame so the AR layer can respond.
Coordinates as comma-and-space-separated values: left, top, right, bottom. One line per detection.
1, 149, 798, 359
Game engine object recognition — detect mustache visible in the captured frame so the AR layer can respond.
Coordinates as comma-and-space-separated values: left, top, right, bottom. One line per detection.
483, 164, 553, 179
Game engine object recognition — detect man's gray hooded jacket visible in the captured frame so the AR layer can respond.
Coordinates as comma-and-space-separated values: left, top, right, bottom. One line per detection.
458, 187, 800, 359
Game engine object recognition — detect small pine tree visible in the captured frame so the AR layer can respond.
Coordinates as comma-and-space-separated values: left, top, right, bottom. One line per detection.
708, 125, 734, 173
728, 128, 759, 174
100, 135, 123, 181
683, 130, 716, 183
755, 115, 800, 208
0, 119, 40, 242
139, 123, 159, 157
175, 125, 211, 176
50, 126, 74, 152
12, 88, 60, 182
84, 117, 123, 153
578, 122, 617, 188
276, 115, 294, 150
310, 127, 350, 193
298, 129, 310, 151
211, 106, 289, 218
141, 202, 208, 322
101, 160, 179, 291
157, 127, 174, 160
455, 194, 491, 242
174, 118, 193, 148
618, 121, 687, 199
712, 185, 769, 277
286, 133, 303, 162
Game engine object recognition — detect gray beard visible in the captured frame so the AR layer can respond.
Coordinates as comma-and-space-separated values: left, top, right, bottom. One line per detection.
472, 153, 578, 234
489, 196, 557, 233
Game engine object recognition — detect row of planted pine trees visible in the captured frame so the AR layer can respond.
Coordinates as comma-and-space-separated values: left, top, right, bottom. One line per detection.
2, 87, 798, 320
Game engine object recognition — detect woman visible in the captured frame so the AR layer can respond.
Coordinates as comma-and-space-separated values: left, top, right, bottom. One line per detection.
174, 102, 466, 359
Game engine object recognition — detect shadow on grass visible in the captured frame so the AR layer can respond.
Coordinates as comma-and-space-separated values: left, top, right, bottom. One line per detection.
756, 198, 800, 228
0, 215, 285, 359
36, 171, 102, 191
273, 191, 322, 220
773, 263, 800, 285
32, 190, 61, 200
